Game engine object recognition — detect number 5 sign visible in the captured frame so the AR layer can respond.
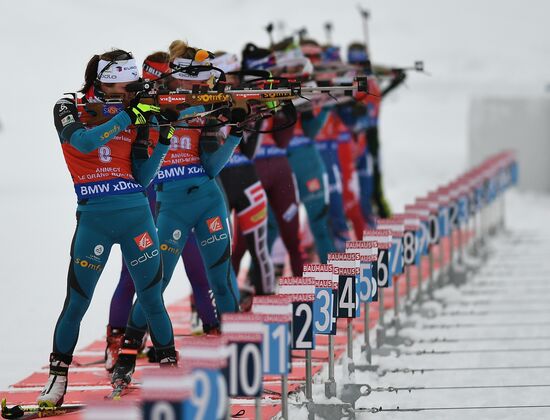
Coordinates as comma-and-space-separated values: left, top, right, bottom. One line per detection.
345, 241, 378, 303
279, 277, 316, 350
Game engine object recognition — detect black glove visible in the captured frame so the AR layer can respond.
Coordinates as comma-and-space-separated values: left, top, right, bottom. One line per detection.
158, 124, 175, 145
229, 107, 247, 137
124, 101, 160, 125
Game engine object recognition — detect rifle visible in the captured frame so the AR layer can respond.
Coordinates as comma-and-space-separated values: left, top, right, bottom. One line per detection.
373, 60, 430, 77
73, 77, 369, 127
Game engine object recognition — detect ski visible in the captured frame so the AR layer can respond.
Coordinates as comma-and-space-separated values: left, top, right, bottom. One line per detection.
1, 398, 84, 419
104, 381, 132, 401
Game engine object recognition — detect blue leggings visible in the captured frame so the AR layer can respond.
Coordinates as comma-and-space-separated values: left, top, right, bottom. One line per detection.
316, 142, 350, 251
356, 146, 375, 226
126, 180, 239, 336
109, 187, 218, 329
287, 143, 335, 263
53, 206, 174, 356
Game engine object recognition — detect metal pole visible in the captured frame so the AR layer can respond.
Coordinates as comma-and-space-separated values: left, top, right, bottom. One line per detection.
405, 266, 412, 315
255, 397, 261, 420
416, 255, 424, 303
362, 302, 372, 363
438, 236, 445, 287
325, 335, 336, 398
359, 7, 370, 54
348, 318, 354, 354
377, 287, 385, 347
393, 276, 400, 334
347, 319, 355, 375
281, 374, 289, 419
428, 246, 435, 297
305, 350, 312, 400
499, 193, 506, 231
449, 226, 455, 281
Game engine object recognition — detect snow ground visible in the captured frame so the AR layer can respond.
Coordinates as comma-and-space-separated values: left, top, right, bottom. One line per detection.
287, 191, 550, 419
2, 0, 550, 394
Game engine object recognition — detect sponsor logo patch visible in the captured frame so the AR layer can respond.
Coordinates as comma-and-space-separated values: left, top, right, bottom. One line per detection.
206, 216, 223, 234
94, 245, 104, 256
74, 258, 102, 271
160, 243, 180, 255
173, 229, 182, 240
306, 178, 321, 192
200, 233, 228, 247
61, 114, 75, 127
134, 232, 153, 251
130, 249, 159, 266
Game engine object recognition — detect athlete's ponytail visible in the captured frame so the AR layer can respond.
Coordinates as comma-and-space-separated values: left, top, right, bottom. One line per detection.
169, 40, 196, 61
81, 54, 100, 94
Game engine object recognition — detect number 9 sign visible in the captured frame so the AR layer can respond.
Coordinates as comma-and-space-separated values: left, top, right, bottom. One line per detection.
178, 336, 229, 420
141, 368, 193, 420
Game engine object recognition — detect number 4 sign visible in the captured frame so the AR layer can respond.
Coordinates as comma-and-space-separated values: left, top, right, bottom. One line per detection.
328, 253, 360, 319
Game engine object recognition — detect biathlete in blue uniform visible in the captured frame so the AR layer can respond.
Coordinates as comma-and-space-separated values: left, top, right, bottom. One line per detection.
39, 49, 177, 407
111, 41, 243, 385
104, 53, 219, 372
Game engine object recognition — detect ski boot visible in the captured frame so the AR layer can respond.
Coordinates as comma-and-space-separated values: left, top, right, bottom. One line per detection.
239, 282, 255, 312
110, 336, 141, 387
104, 325, 125, 372
37, 353, 71, 407
190, 300, 204, 335
203, 323, 221, 335
157, 347, 179, 367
